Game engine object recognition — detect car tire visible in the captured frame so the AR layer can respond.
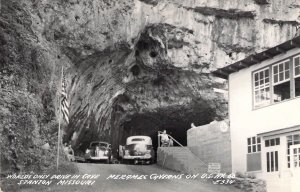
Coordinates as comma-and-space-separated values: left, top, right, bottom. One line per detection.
150, 158, 155, 164
122, 159, 129, 164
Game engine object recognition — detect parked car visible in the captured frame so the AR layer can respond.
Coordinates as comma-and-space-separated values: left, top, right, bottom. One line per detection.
84, 141, 112, 163
120, 136, 155, 164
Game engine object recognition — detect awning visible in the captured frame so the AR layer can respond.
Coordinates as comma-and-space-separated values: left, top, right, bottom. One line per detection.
257, 125, 300, 138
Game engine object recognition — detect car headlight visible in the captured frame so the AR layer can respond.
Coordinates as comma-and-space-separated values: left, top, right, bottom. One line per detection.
85, 149, 90, 154
104, 150, 108, 155
145, 150, 151, 154
125, 150, 129, 155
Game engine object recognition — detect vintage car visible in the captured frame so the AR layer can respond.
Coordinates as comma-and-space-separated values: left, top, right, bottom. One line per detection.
120, 136, 155, 164
84, 141, 112, 163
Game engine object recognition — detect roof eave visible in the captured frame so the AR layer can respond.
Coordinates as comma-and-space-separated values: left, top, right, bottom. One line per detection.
212, 35, 300, 79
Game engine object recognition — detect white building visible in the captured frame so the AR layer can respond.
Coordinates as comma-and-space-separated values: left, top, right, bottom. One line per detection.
213, 35, 300, 192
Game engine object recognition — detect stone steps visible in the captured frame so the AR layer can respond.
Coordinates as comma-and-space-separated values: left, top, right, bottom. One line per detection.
157, 147, 207, 174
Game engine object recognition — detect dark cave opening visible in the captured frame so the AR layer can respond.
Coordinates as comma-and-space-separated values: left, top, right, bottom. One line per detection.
118, 103, 216, 152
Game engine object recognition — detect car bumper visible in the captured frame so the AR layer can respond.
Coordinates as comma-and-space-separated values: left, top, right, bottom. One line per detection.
85, 156, 109, 160
123, 154, 152, 160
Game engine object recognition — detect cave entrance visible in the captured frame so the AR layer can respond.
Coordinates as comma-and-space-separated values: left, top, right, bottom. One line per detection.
119, 103, 216, 151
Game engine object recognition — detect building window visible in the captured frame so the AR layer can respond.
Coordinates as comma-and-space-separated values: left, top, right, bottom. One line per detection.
253, 68, 270, 107
287, 134, 300, 168
266, 151, 279, 172
291, 146, 300, 168
265, 138, 280, 147
247, 137, 261, 153
273, 60, 291, 102
253, 54, 300, 108
294, 56, 300, 97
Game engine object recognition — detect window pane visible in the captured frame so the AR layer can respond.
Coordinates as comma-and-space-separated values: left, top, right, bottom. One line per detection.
273, 81, 291, 102
265, 140, 270, 147
257, 137, 261, 144
258, 144, 261, 152
279, 64, 283, 72
296, 77, 300, 97
248, 146, 251, 153
294, 141, 300, 145
295, 67, 300, 76
274, 75, 278, 83
295, 57, 300, 67
276, 138, 280, 145
255, 73, 259, 81
285, 61, 289, 70
271, 139, 275, 146
256, 95, 260, 102
252, 145, 256, 153
275, 151, 278, 171
265, 77, 269, 83
271, 152, 274, 171
266, 88, 270, 99
260, 71, 264, 78
285, 70, 289, 79
265, 70, 269, 77
274, 65, 278, 74
252, 137, 256, 144
260, 79, 264, 85
248, 138, 251, 145
294, 135, 300, 142
279, 72, 284, 81
267, 152, 270, 172
254, 68, 270, 106
261, 89, 265, 100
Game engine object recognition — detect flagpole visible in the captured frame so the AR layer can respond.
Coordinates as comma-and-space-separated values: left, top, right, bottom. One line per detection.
56, 66, 63, 170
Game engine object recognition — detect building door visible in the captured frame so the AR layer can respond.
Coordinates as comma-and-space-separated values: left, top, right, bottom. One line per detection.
290, 144, 300, 192
264, 145, 281, 192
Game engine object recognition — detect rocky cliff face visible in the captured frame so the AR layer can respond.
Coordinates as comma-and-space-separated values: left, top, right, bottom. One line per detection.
1, 0, 299, 171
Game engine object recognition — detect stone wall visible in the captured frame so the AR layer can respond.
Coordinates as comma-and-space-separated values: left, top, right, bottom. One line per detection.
187, 120, 231, 172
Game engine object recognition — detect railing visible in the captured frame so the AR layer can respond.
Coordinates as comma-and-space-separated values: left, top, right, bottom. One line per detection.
157, 131, 207, 167
158, 131, 184, 148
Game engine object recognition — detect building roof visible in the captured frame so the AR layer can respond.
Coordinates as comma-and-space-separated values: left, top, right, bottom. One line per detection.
257, 124, 300, 138
212, 35, 300, 79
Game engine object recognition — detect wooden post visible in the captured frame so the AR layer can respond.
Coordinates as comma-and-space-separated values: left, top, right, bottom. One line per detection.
56, 66, 63, 170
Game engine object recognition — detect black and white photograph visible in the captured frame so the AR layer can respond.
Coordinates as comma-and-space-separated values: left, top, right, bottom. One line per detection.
0, 0, 300, 191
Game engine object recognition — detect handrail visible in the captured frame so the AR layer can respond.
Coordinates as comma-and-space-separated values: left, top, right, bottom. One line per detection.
158, 131, 184, 147
158, 131, 207, 167
167, 134, 184, 147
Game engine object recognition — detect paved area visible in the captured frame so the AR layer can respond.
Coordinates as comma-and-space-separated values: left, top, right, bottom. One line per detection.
16, 163, 242, 192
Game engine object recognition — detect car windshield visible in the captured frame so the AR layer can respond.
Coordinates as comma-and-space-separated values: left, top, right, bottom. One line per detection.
131, 138, 145, 142
90, 142, 108, 147
126, 137, 152, 145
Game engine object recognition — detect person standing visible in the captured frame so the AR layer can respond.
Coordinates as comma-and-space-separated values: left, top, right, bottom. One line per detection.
159, 130, 170, 147
65, 143, 75, 161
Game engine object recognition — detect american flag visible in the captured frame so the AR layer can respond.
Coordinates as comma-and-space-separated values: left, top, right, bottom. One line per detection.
61, 70, 69, 124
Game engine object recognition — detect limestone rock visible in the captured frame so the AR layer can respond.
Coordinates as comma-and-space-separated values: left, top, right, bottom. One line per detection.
1, 0, 300, 171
